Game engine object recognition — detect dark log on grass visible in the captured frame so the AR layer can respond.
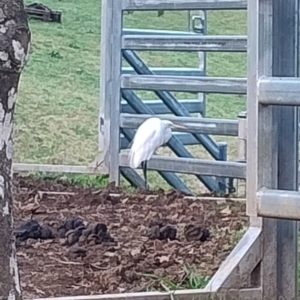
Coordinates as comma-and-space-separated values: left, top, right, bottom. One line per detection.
0, 1, 31, 299
25, 3, 62, 23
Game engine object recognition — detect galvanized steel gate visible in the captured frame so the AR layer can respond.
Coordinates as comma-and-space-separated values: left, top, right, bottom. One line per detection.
99, 0, 247, 194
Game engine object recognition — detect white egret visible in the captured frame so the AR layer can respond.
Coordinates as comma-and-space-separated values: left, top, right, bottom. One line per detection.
129, 117, 186, 189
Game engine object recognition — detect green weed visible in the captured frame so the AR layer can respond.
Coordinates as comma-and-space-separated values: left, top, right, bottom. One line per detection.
143, 264, 210, 291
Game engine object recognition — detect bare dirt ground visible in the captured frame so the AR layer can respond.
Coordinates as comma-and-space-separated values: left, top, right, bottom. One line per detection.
13, 175, 248, 299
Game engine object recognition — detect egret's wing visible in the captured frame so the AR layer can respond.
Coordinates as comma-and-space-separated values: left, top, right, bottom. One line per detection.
129, 129, 156, 168
129, 121, 163, 168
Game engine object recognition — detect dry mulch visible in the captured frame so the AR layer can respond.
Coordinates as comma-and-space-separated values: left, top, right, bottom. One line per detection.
13, 175, 248, 299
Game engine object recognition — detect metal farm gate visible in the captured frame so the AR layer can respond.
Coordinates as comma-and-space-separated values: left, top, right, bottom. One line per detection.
99, 0, 247, 194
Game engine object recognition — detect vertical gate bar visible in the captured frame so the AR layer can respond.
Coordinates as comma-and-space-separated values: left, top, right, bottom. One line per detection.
199, 10, 207, 117
247, 0, 275, 219
248, 0, 278, 297
237, 111, 247, 163
273, 0, 299, 297
99, 0, 123, 184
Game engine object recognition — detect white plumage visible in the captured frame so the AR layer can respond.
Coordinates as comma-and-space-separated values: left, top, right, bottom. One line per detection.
129, 118, 172, 168
128, 117, 186, 189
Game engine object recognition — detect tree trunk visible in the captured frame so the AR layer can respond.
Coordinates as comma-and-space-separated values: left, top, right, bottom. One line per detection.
0, 1, 30, 299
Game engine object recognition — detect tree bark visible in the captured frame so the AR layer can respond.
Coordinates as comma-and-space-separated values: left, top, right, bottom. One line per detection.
0, 1, 30, 299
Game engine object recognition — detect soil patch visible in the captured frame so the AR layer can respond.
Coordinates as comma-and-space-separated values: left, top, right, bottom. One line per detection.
13, 175, 248, 299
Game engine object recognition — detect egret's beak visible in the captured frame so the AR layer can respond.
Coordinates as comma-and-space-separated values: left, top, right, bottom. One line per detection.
172, 124, 187, 130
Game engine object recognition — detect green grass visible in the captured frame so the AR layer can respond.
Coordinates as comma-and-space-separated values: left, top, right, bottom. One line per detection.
143, 264, 210, 291
25, 172, 110, 188
16, 1, 247, 191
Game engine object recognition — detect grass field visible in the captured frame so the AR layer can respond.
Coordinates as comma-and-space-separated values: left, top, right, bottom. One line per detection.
17, 0, 247, 190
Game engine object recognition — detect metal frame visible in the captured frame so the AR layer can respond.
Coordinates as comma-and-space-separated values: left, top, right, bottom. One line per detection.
96, 0, 250, 193
98, 0, 248, 193
246, 0, 299, 299
120, 114, 239, 136
31, 289, 262, 300
122, 67, 205, 76
122, 35, 247, 51
121, 74, 247, 94
119, 152, 246, 178
121, 98, 205, 115
121, 0, 247, 11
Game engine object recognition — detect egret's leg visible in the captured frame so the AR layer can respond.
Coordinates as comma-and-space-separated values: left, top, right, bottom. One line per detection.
141, 161, 148, 189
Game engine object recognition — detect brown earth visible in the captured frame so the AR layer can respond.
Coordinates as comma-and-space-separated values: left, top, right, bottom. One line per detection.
12, 175, 248, 299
